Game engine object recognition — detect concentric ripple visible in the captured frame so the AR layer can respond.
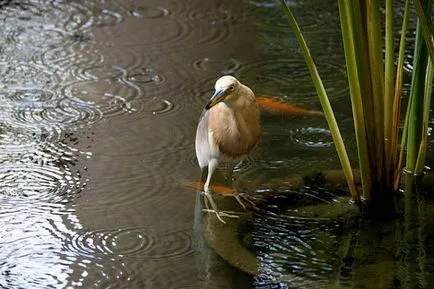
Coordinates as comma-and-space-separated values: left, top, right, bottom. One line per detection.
78, 47, 148, 81
62, 78, 141, 119
0, 122, 89, 286
0, 164, 84, 202
4, 87, 55, 106
151, 99, 175, 115
290, 127, 334, 148
196, 22, 231, 46
130, 6, 172, 19
85, 8, 123, 27
0, 0, 150, 125
1, 86, 104, 127
250, 0, 339, 34
113, 18, 194, 48
40, 42, 104, 77
125, 68, 165, 85
192, 57, 241, 75
168, 2, 234, 47
68, 228, 150, 257
67, 228, 193, 260
188, 6, 231, 23
0, 62, 60, 88
47, 0, 93, 32
81, 147, 188, 214
0, 127, 88, 202
240, 58, 348, 103
3, 24, 67, 51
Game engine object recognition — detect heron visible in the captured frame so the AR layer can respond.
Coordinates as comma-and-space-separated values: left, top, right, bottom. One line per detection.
195, 75, 260, 223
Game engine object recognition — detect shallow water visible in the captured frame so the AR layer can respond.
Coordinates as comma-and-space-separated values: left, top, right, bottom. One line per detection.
0, 0, 431, 288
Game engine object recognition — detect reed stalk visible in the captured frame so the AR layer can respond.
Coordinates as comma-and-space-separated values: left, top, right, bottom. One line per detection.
279, 0, 359, 201
406, 20, 429, 174
393, 0, 411, 190
280, 0, 434, 208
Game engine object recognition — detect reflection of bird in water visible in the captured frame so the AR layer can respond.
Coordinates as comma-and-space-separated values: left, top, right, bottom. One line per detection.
195, 75, 260, 223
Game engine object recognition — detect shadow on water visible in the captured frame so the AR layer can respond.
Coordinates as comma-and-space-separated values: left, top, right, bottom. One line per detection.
0, 0, 432, 288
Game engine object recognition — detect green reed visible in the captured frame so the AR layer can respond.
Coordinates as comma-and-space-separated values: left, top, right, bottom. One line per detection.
280, 0, 434, 207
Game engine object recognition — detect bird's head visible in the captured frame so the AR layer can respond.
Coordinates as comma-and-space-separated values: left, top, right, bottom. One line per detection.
205, 75, 240, 110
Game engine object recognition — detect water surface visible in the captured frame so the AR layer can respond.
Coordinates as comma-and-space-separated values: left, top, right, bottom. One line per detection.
0, 0, 430, 288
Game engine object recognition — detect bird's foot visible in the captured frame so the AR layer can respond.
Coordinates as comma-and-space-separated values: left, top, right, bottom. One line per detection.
201, 190, 243, 224
202, 209, 241, 220
233, 192, 258, 210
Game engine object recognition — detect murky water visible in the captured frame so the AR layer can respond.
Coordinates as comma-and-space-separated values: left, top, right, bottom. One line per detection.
0, 0, 431, 288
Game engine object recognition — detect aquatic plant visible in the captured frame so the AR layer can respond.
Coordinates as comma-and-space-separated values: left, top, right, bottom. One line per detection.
279, 0, 434, 210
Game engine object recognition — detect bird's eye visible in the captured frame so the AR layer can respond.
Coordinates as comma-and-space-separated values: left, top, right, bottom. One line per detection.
229, 85, 234, 91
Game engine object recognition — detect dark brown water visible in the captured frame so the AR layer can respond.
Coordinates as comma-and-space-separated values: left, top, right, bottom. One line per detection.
0, 0, 431, 288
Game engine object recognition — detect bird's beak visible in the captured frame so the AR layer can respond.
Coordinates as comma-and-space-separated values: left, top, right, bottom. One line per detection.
205, 88, 225, 110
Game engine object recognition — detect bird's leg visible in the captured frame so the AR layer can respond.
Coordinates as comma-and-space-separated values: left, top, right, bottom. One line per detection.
203, 160, 228, 223
202, 160, 240, 223
203, 159, 217, 198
